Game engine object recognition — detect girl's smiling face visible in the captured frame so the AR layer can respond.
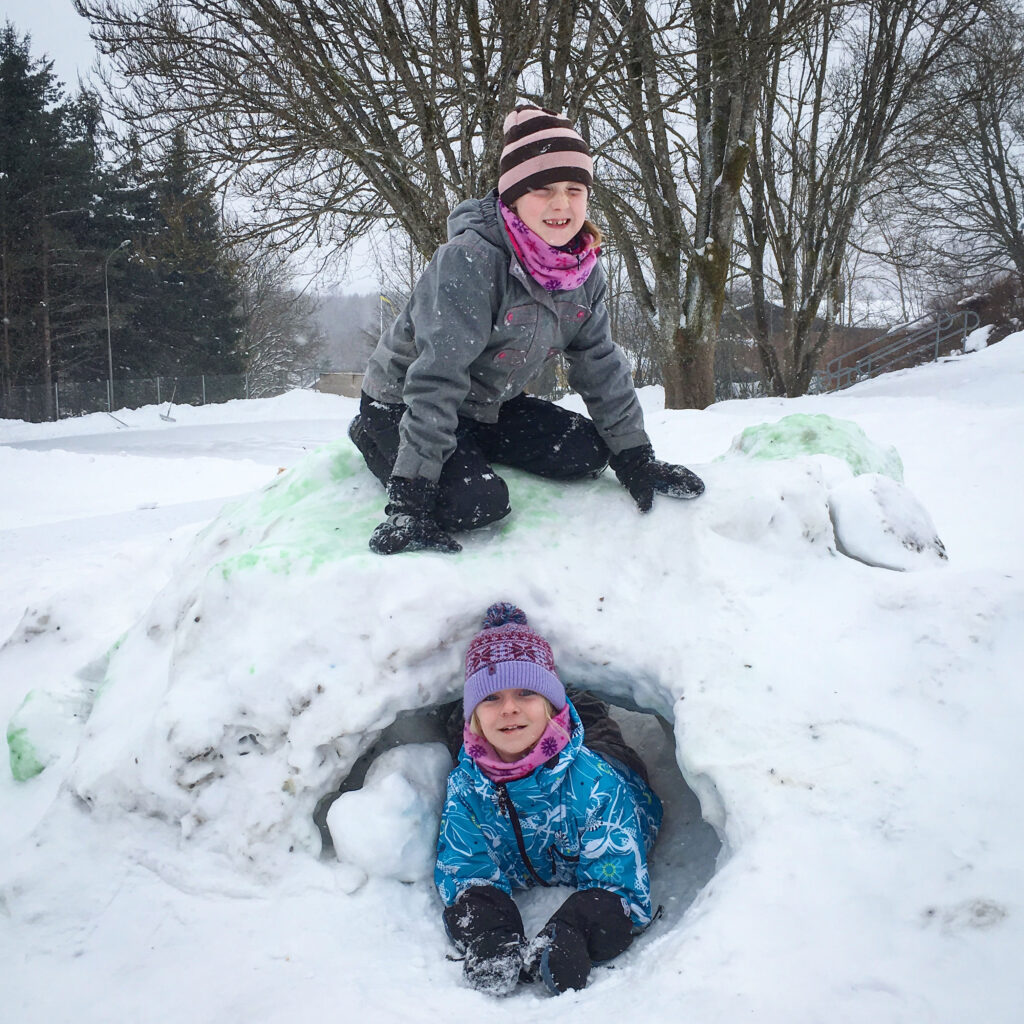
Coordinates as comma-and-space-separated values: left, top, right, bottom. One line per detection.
512, 181, 588, 247
473, 688, 550, 762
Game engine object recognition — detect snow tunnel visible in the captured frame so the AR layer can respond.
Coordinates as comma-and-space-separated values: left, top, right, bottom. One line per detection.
312, 685, 723, 934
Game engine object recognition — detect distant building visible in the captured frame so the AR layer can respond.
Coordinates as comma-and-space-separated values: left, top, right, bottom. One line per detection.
315, 372, 364, 398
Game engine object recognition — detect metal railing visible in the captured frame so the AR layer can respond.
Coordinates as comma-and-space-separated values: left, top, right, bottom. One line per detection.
0, 369, 321, 424
822, 310, 980, 392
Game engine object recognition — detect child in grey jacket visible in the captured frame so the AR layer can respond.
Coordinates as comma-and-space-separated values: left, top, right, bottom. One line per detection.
350, 105, 704, 555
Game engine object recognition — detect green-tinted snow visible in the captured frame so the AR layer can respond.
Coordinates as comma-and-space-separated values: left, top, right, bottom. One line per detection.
723, 413, 904, 481
210, 441, 565, 578
216, 443, 379, 577
497, 471, 561, 537
7, 694, 46, 781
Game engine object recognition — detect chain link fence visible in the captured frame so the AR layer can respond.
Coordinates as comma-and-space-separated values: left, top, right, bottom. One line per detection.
1, 370, 321, 423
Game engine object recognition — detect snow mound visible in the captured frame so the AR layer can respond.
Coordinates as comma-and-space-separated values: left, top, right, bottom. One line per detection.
717, 412, 944, 572
830, 473, 948, 570
725, 412, 905, 480
326, 742, 451, 883
3, 346, 1023, 1024
6, 688, 89, 781
11, 413, 938, 883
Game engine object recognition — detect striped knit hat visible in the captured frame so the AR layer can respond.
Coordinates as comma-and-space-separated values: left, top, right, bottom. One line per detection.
463, 603, 566, 721
498, 105, 594, 208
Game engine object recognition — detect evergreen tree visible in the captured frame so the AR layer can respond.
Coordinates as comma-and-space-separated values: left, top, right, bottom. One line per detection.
1, 25, 115, 415
44, 89, 113, 382
1, 29, 255, 418
0, 24, 61, 403
125, 130, 243, 379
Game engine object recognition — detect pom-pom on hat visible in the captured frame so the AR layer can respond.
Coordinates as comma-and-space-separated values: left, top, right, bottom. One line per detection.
463, 602, 567, 721
498, 105, 594, 208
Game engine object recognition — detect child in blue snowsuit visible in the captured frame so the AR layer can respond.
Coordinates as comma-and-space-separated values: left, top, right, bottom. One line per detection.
435, 603, 663, 996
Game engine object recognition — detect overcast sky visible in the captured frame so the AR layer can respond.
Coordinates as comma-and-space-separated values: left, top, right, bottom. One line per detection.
4, 0, 385, 296
5, 0, 99, 86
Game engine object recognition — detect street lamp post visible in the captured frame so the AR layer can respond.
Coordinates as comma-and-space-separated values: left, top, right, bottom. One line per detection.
104, 239, 131, 410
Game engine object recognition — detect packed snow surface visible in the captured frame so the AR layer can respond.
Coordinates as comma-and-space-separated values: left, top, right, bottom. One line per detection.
2, 337, 1023, 1022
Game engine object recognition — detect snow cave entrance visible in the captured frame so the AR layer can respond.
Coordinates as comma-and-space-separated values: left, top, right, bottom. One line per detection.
314, 685, 722, 932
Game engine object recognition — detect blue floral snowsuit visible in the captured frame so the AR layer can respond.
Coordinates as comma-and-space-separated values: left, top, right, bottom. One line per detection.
434, 701, 663, 927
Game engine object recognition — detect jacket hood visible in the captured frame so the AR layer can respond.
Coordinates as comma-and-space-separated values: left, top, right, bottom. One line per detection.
446, 190, 511, 252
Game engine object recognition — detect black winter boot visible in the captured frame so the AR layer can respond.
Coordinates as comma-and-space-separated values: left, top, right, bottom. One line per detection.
369, 475, 461, 555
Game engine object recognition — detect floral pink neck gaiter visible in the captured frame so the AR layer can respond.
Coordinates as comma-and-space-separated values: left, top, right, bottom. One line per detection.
499, 200, 599, 293
463, 704, 573, 782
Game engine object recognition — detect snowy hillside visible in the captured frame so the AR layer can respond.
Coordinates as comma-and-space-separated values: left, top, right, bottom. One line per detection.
2, 338, 1023, 1023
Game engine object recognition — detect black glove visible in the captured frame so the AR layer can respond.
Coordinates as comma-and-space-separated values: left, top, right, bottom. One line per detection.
525, 888, 633, 995
368, 476, 462, 555
443, 886, 526, 997
609, 443, 705, 512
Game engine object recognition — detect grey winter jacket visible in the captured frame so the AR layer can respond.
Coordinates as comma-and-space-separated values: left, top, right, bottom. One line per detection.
361, 191, 650, 482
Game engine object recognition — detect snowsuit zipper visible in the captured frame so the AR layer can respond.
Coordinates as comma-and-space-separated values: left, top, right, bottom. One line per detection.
496, 783, 551, 888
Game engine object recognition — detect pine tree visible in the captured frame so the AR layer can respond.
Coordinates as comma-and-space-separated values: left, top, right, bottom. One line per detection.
0, 24, 61, 406
1, 25, 114, 416
125, 130, 243, 381
44, 89, 113, 382
2, 30, 248, 418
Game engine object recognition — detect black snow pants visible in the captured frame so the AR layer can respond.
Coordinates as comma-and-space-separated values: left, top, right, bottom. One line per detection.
351, 390, 610, 531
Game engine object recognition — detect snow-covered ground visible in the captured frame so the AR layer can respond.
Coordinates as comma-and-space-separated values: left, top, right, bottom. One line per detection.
2, 340, 1023, 1023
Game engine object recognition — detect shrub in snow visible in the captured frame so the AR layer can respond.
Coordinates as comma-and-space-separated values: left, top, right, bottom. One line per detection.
964, 325, 994, 353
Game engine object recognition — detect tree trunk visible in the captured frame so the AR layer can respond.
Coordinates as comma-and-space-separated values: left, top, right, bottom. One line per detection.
40, 237, 55, 420
670, 250, 729, 409
1, 239, 10, 398
664, 323, 715, 407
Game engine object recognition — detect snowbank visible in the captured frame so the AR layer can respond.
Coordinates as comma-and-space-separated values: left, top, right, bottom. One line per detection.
2, 338, 1023, 1023
47, 412, 949, 876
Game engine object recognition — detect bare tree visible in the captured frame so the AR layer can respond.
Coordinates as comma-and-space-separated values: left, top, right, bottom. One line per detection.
673, 0, 806, 409
582, 1, 692, 406
602, 246, 661, 387
585, 0, 823, 409
79, 0, 842, 409
76, 0, 612, 259
233, 236, 325, 395
901, 8, 1024, 288
738, 0, 984, 397
372, 226, 428, 317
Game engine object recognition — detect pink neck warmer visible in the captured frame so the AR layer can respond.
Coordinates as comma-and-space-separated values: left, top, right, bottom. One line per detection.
499, 200, 599, 293
463, 705, 573, 783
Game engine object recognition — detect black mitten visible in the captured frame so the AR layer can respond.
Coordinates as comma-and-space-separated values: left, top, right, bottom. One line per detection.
463, 928, 526, 997
528, 888, 633, 995
609, 443, 705, 512
443, 886, 526, 997
369, 475, 462, 555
